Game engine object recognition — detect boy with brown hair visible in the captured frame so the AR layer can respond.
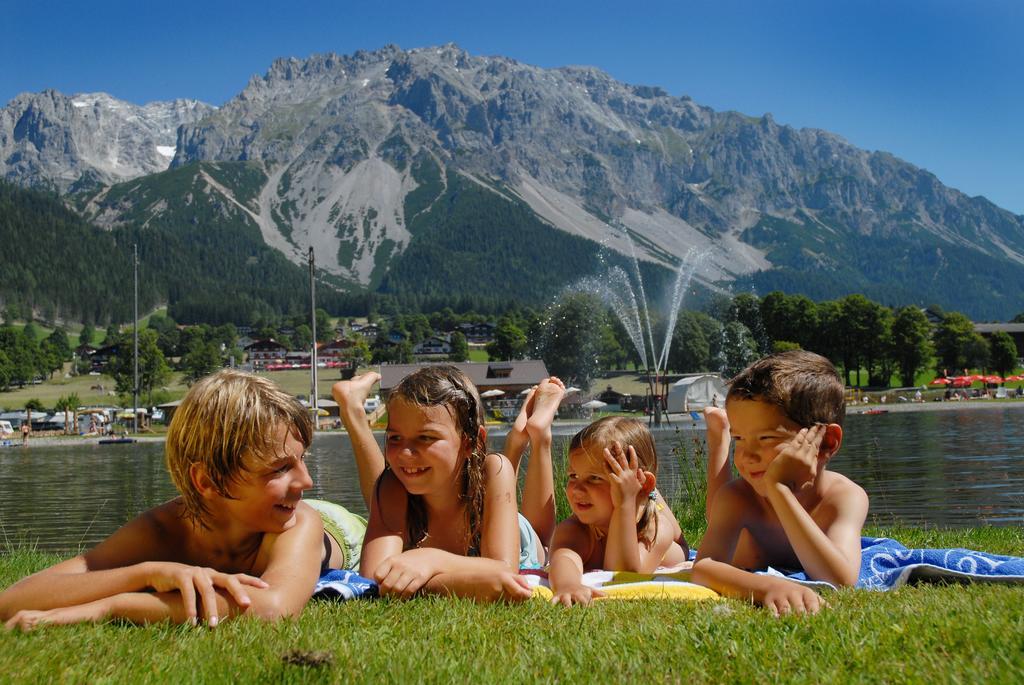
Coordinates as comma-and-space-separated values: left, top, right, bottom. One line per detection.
2, 370, 362, 630
693, 350, 869, 616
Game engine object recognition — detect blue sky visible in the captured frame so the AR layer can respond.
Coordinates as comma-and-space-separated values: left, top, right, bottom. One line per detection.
3, 0, 1021, 213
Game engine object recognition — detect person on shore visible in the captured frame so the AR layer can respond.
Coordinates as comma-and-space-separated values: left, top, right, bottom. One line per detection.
332, 366, 540, 602
547, 416, 689, 606
2, 370, 365, 630
20, 422, 29, 446
697, 350, 868, 616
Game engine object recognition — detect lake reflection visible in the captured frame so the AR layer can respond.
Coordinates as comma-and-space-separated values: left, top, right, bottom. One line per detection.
1, 407, 1022, 552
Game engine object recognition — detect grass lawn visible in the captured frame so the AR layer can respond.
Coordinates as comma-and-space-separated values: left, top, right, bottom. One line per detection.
2, 526, 1022, 682
2, 436, 1023, 680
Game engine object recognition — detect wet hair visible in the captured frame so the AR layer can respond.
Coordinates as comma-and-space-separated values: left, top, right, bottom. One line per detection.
569, 416, 660, 548
384, 365, 487, 553
166, 369, 312, 528
726, 350, 846, 428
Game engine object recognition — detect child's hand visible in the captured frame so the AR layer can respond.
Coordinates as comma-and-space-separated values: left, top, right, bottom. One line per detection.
494, 571, 534, 603
761, 577, 825, 617
4, 600, 110, 631
603, 441, 644, 508
331, 372, 381, 411
550, 584, 606, 607
143, 562, 268, 626
372, 554, 436, 599
765, 425, 825, 492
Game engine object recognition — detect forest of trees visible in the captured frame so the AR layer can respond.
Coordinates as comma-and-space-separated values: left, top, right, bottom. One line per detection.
1, 290, 1021, 410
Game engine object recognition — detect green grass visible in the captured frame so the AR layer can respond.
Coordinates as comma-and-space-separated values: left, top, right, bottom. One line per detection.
2, 527, 1023, 682
3, 430, 1024, 680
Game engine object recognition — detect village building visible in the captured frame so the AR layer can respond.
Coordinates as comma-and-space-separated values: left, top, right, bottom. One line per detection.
412, 336, 452, 359
457, 322, 497, 344
974, 322, 1024, 360
244, 339, 287, 368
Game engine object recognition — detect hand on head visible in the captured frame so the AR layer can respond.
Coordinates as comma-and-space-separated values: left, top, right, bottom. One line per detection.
766, 424, 826, 491
602, 441, 647, 508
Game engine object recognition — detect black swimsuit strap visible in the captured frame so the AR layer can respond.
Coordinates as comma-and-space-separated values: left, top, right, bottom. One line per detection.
319, 531, 332, 576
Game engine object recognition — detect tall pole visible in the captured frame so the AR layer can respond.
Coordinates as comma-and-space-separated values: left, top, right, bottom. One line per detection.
132, 243, 139, 434
309, 247, 318, 418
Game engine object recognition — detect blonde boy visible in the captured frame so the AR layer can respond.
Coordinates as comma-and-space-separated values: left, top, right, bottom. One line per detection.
693, 351, 869, 615
2, 370, 344, 630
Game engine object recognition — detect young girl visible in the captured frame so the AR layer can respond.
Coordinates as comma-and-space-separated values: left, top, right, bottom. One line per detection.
333, 366, 542, 602
548, 416, 689, 606
1, 370, 364, 630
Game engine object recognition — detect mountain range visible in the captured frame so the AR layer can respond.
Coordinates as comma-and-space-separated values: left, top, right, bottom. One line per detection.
2, 43, 1023, 321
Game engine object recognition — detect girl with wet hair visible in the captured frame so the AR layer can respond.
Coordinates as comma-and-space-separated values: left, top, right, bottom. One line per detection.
333, 365, 539, 602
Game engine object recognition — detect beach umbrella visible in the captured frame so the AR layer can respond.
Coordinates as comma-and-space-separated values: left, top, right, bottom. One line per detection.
564, 386, 581, 394
520, 387, 534, 395
929, 378, 952, 385
951, 377, 973, 388
480, 389, 505, 398
581, 399, 607, 410
1005, 375, 1023, 382
984, 375, 1004, 384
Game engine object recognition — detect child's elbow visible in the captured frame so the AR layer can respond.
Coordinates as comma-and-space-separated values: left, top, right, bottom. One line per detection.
834, 569, 859, 588
246, 595, 304, 621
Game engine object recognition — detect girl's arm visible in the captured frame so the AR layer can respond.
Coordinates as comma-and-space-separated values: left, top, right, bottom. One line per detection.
476, 452, 523, 569
601, 443, 664, 573
548, 520, 604, 606
364, 456, 529, 601
358, 471, 409, 579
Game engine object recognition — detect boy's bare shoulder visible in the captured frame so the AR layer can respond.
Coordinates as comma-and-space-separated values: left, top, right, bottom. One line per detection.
819, 471, 869, 510
136, 499, 191, 539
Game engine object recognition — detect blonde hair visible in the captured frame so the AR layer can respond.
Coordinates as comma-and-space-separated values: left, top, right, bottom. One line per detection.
569, 416, 660, 548
383, 365, 486, 553
166, 369, 313, 527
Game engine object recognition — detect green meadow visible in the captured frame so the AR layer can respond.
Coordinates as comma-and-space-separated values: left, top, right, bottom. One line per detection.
2, 526, 1022, 683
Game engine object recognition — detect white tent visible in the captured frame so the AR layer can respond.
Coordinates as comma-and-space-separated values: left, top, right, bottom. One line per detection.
665, 374, 727, 413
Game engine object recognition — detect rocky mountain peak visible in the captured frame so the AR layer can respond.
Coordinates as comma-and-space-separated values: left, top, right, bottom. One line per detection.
0, 90, 214, 191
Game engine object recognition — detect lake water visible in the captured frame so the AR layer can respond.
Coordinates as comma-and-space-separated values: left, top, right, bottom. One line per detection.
1, 407, 1021, 552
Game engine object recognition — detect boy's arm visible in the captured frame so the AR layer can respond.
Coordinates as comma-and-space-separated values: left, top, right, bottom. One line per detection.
692, 486, 822, 616
0, 506, 265, 623
2, 502, 326, 628
764, 478, 868, 587
764, 426, 868, 586
332, 373, 385, 509
548, 520, 605, 606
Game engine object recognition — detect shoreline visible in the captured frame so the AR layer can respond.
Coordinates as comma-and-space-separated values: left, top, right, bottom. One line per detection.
7, 398, 1024, 448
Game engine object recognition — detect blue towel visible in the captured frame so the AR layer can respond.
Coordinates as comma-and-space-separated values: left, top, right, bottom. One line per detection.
853, 536, 1024, 590
313, 570, 378, 601
692, 537, 1024, 591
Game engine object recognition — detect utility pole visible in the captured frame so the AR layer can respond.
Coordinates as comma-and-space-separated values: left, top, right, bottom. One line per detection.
133, 243, 139, 435
309, 247, 318, 420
